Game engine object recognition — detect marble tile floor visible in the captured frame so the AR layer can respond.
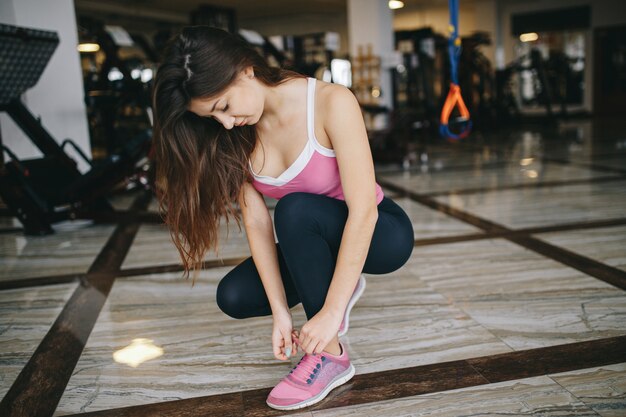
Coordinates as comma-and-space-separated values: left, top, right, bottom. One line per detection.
108, 191, 142, 211
42, 335, 626, 416
296, 363, 626, 417
0, 216, 21, 230
0, 119, 625, 416
404, 238, 626, 350
2, 235, 624, 415
122, 222, 254, 269
548, 362, 626, 417
448, 122, 626, 165
121, 195, 482, 270
375, 149, 506, 174
49, 233, 626, 414
565, 154, 626, 172
0, 282, 78, 400
377, 160, 621, 196
0, 220, 116, 283
536, 226, 626, 273
51, 267, 511, 414
431, 180, 626, 230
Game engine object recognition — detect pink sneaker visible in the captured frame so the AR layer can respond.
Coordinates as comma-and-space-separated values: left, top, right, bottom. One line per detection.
338, 274, 366, 337
266, 341, 355, 410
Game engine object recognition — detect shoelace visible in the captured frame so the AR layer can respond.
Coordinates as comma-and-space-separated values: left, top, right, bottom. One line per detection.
289, 353, 326, 384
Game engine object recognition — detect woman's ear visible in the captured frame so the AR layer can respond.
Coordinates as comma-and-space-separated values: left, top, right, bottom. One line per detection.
244, 65, 255, 79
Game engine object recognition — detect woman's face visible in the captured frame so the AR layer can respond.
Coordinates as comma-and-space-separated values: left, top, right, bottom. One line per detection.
188, 67, 262, 130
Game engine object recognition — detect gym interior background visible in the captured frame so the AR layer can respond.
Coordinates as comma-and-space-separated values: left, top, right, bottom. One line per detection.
1, 0, 625, 415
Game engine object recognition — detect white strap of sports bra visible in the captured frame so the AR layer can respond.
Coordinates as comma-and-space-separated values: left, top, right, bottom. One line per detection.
307, 77, 316, 144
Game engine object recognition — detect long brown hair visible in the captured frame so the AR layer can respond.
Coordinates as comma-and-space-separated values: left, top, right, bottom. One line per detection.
152, 26, 304, 286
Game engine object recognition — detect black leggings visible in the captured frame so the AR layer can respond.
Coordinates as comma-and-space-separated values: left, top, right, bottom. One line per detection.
216, 192, 414, 320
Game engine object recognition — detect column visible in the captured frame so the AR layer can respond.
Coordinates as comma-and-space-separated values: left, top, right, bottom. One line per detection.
347, 0, 395, 117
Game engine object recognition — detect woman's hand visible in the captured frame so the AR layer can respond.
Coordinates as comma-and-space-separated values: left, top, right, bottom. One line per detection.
294, 307, 342, 355
271, 310, 299, 361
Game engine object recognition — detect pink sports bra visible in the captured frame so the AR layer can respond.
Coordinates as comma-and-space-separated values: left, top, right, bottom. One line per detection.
248, 77, 384, 204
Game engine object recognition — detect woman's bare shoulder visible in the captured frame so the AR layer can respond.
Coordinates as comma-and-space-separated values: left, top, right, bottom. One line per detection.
317, 81, 360, 125
316, 79, 355, 103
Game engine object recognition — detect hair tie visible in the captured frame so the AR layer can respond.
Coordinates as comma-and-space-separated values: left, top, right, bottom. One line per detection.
183, 54, 192, 81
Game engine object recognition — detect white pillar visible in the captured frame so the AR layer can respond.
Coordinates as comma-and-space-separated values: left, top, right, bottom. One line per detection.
347, 0, 395, 112
0, 0, 91, 172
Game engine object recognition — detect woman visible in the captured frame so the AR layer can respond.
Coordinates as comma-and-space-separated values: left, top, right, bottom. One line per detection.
152, 26, 414, 411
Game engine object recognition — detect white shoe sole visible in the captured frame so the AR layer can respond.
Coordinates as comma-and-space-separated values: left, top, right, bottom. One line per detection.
338, 275, 366, 337
266, 364, 356, 410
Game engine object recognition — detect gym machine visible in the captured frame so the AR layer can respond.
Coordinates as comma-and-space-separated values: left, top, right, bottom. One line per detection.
0, 23, 152, 235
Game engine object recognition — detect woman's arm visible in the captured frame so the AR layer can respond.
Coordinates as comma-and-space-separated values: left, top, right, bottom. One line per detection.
238, 181, 290, 317
319, 84, 380, 318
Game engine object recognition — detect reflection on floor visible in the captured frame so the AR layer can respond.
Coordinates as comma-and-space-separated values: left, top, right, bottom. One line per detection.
1, 119, 625, 416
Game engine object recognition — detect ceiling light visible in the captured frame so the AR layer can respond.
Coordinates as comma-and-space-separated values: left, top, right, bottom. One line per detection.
389, 1, 405, 10
519, 32, 539, 42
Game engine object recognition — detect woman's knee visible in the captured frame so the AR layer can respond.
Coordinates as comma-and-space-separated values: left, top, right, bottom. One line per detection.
398, 231, 415, 268
387, 204, 415, 267
366, 213, 414, 274
216, 273, 250, 319
392, 216, 415, 270
274, 192, 312, 237
275, 192, 308, 218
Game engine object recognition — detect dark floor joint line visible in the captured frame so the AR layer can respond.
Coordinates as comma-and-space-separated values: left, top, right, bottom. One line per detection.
0, 273, 85, 291
509, 235, 626, 291
467, 336, 626, 383
544, 157, 626, 175
79, 209, 164, 225
422, 175, 625, 198
0, 227, 24, 235
118, 256, 250, 278
0, 191, 153, 417
59, 336, 626, 417
377, 160, 509, 176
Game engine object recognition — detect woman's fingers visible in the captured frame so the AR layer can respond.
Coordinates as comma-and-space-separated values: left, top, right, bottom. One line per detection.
311, 343, 321, 355
273, 340, 284, 361
283, 329, 293, 359
273, 330, 289, 361
299, 331, 313, 354
299, 333, 324, 355
272, 333, 284, 360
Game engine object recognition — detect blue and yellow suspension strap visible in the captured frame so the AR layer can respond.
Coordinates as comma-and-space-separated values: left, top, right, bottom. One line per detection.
439, 0, 472, 141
